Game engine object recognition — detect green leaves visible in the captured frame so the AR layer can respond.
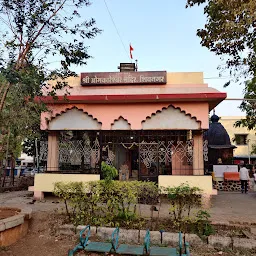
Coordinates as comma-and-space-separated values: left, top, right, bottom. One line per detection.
234, 78, 256, 132
0, 71, 46, 159
186, 0, 256, 78
53, 181, 214, 236
136, 181, 160, 205
164, 183, 214, 236
0, 0, 101, 160
101, 161, 118, 183
186, 0, 206, 8
0, 0, 101, 72
53, 180, 159, 228
165, 183, 202, 223
186, 0, 256, 138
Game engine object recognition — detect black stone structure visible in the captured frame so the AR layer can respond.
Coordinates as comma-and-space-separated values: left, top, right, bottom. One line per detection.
204, 114, 236, 171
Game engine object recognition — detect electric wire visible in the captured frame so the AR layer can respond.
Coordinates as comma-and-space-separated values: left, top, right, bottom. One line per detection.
225, 98, 256, 101
204, 77, 231, 79
103, 0, 130, 60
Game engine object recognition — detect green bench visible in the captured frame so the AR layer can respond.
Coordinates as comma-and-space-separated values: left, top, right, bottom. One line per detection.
147, 231, 190, 256
114, 229, 149, 255
68, 225, 118, 255
68, 225, 190, 256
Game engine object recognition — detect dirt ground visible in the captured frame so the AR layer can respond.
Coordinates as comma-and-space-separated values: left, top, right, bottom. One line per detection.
0, 211, 76, 256
0, 191, 256, 256
0, 207, 20, 220
0, 211, 255, 256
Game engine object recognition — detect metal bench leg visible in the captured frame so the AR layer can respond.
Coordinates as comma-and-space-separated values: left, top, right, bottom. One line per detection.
68, 244, 83, 256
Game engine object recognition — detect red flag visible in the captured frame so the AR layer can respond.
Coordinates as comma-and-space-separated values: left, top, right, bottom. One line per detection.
130, 44, 134, 59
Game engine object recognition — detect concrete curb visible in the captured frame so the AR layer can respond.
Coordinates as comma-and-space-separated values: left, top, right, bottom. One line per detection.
211, 220, 256, 226
233, 238, 256, 249
208, 235, 232, 248
0, 206, 32, 247
0, 206, 32, 221
59, 224, 256, 250
140, 230, 161, 245
2, 214, 25, 230
77, 225, 97, 236
185, 234, 204, 245
20, 207, 32, 220
59, 225, 199, 246
0, 214, 24, 232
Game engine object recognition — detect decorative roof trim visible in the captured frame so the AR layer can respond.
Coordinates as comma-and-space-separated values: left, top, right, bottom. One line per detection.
47, 106, 102, 126
110, 116, 131, 127
141, 104, 201, 126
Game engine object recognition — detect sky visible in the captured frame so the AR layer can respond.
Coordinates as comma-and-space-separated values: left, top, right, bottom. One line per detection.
65, 0, 245, 117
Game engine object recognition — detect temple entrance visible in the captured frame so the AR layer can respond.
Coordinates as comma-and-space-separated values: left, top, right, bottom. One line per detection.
40, 130, 194, 180
139, 142, 158, 182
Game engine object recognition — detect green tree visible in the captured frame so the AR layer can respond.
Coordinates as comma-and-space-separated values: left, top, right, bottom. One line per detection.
0, 0, 101, 163
0, 73, 45, 161
0, 0, 101, 109
186, 0, 256, 132
186, 0, 256, 78
234, 77, 256, 146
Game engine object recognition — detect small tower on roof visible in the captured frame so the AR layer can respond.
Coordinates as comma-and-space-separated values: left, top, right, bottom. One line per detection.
204, 114, 236, 169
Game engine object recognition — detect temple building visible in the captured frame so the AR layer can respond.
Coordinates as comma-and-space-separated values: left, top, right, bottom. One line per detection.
33, 70, 226, 199
204, 114, 236, 172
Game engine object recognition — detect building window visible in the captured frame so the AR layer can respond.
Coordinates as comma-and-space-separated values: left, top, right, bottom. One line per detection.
234, 134, 248, 145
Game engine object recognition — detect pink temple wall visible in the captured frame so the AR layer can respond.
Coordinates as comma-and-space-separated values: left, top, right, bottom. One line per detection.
41, 102, 209, 130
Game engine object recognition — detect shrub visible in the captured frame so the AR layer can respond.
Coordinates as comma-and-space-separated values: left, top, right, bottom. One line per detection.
54, 181, 214, 235
165, 183, 202, 223
165, 183, 214, 236
54, 181, 84, 218
53, 180, 160, 228
194, 210, 215, 237
136, 181, 160, 205
101, 161, 118, 182
70, 181, 104, 226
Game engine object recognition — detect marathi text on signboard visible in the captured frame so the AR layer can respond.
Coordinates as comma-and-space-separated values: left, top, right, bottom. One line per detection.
80, 71, 167, 86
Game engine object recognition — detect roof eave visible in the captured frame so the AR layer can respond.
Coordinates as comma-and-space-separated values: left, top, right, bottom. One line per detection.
35, 92, 227, 105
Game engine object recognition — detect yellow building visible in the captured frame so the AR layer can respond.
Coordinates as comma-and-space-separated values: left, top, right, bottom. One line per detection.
220, 116, 256, 164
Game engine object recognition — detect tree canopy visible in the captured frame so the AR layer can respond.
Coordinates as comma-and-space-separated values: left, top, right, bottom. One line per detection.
187, 0, 256, 135
186, 0, 256, 79
0, 0, 101, 160
0, 0, 101, 102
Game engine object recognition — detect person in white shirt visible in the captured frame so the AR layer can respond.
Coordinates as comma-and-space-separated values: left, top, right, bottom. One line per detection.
239, 164, 250, 193
253, 171, 256, 185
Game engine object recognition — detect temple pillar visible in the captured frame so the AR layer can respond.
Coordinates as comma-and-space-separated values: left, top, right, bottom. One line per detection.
47, 131, 59, 172
193, 131, 204, 175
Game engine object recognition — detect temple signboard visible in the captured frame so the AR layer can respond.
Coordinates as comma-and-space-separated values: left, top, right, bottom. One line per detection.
81, 71, 167, 86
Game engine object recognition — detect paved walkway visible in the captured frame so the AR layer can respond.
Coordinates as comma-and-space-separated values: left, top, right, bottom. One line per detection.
209, 191, 256, 224
0, 190, 255, 224
0, 191, 61, 212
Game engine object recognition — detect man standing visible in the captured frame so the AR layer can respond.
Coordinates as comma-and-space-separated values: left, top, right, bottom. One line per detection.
239, 163, 250, 193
